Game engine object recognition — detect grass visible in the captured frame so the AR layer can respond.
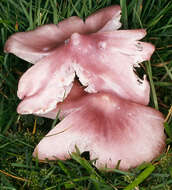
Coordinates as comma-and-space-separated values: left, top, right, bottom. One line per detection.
0, 0, 172, 189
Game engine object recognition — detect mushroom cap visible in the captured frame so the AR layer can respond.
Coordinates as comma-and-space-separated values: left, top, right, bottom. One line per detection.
17, 29, 154, 115
4, 5, 121, 64
33, 92, 166, 170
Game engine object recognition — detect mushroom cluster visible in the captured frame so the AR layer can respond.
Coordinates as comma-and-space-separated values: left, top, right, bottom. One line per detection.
4, 6, 166, 170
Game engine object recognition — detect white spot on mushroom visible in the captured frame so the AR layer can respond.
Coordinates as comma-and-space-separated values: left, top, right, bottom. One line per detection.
98, 41, 106, 50
42, 47, 50, 51
71, 33, 80, 46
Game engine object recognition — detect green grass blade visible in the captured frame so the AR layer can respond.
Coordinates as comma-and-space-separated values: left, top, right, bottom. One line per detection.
50, 0, 59, 24
120, 0, 128, 29
147, 2, 172, 28
146, 61, 159, 110
124, 164, 155, 190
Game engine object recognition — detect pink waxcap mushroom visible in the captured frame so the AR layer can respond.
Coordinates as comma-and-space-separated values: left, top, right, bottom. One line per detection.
4, 6, 121, 64
69, 30, 155, 105
17, 29, 154, 115
33, 92, 166, 170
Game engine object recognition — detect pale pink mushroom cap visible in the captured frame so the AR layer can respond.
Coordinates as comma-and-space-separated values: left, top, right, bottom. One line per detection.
5, 5, 155, 115
33, 92, 166, 170
17, 28, 154, 115
4, 6, 121, 64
